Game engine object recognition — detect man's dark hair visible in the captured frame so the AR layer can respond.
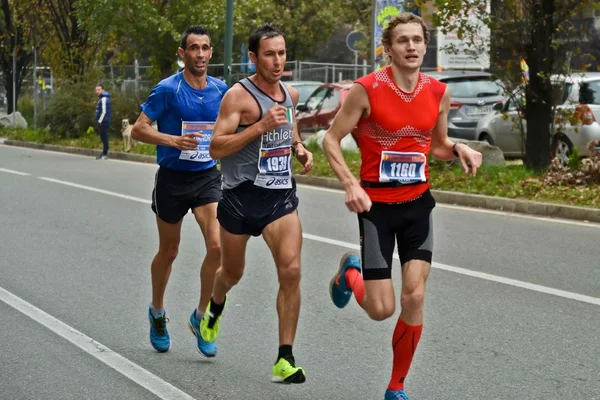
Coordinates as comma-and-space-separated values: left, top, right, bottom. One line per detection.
96, 84, 104, 89
180, 25, 210, 50
248, 23, 284, 54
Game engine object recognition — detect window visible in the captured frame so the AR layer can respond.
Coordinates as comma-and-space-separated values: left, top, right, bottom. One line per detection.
321, 89, 340, 109
551, 82, 572, 105
304, 87, 329, 111
579, 80, 600, 105
295, 85, 320, 104
444, 78, 504, 98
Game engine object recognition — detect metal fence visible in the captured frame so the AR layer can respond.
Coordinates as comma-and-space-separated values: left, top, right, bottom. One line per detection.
206, 61, 371, 84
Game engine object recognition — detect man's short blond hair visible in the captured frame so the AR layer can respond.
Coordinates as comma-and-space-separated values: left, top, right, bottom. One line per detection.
382, 13, 430, 47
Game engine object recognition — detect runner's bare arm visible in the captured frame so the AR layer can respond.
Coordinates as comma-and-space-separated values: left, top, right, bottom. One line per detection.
430, 88, 457, 160
323, 83, 369, 189
210, 85, 288, 159
132, 112, 198, 151
286, 85, 303, 147
431, 88, 482, 175
286, 84, 313, 174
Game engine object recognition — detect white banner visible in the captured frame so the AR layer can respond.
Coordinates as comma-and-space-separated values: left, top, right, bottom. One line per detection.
437, 1, 490, 70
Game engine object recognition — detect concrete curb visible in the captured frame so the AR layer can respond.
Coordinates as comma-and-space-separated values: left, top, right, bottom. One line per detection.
3, 139, 600, 224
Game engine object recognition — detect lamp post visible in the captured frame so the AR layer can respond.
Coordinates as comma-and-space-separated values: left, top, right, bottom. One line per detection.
224, 0, 234, 86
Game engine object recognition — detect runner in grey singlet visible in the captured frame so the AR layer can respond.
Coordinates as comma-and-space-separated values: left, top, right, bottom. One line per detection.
220, 78, 295, 190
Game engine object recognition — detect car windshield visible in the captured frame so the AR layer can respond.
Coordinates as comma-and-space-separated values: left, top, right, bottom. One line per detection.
296, 86, 319, 104
444, 78, 504, 98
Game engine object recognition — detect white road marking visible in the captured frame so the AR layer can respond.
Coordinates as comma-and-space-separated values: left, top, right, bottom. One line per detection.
297, 184, 600, 229
0, 287, 196, 400
302, 233, 600, 307
10, 174, 600, 307
0, 167, 30, 176
39, 177, 152, 204
3, 144, 598, 228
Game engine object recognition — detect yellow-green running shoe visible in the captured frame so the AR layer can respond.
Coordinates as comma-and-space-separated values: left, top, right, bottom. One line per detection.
271, 356, 306, 384
199, 295, 227, 343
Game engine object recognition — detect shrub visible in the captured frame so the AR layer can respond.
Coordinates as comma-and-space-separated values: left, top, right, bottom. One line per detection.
568, 146, 582, 171
17, 95, 34, 126
39, 80, 97, 138
542, 141, 600, 186
110, 91, 146, 133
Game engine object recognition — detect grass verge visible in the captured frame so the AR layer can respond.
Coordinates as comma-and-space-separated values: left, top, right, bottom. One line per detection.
2, 127, 598, 208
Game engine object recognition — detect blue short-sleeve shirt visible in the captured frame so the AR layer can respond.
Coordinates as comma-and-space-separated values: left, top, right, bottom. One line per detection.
141, 72, 228, 171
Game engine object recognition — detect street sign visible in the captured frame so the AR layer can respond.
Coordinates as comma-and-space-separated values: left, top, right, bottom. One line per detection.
346, 31, 366, 53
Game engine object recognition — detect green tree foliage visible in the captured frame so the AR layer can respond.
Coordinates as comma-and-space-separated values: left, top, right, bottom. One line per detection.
432, 0, 596, 171
77, 0, 227, 79
0, 0, 36, 114
35, 0, 101, 80
77, 0, 371, 79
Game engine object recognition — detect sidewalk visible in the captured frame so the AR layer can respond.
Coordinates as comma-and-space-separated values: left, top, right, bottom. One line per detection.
3, 138, 600, 224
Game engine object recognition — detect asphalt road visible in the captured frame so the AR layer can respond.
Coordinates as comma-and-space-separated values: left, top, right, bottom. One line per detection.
1, 144, 599, 400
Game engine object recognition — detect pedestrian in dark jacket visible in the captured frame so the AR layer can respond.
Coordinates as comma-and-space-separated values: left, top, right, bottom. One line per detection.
95, 85, 112, 159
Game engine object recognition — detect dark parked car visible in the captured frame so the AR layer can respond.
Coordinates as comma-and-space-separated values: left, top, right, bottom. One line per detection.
295, 80, 354, 139
424, 71, 505, 141
285, 81, 323, 110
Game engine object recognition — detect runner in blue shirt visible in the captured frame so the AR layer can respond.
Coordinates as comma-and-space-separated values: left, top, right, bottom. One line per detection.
132, 25, 228, 358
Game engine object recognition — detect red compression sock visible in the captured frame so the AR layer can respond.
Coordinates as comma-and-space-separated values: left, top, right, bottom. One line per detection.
387, 318, 423, 391
344, 268, 365, 306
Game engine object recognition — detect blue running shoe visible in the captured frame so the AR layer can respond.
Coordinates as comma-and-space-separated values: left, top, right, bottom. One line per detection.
329, 251, 362, 309
148, 308, 171, 352
188, 310, 217, 357
384, 389, 409, 400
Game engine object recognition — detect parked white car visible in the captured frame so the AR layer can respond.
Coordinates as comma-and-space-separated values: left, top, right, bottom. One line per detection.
475, 72, 600, 165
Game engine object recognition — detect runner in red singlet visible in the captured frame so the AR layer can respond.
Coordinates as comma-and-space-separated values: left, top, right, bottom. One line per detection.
323, 13, 482, 400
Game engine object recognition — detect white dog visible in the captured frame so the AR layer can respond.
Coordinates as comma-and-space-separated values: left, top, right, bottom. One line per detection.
121, 119, 134, 152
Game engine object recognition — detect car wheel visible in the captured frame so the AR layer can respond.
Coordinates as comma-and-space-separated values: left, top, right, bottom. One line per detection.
552, 134, 573, 167
479, 133, 494, 145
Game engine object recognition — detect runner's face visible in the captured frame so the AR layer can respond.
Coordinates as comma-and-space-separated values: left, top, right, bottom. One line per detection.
386, 23, 426, 71
179, 34, 212, 77
252, 35, 286, 84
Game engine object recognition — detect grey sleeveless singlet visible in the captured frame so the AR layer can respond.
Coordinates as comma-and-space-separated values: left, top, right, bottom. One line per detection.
220, 78, 295, 190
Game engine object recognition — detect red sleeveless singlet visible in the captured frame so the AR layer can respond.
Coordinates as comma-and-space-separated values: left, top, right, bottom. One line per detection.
354, 67, 446, 203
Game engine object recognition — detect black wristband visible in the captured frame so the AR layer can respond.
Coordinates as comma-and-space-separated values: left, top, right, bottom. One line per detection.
291, 141, 305, 155
452, 143, 460, 158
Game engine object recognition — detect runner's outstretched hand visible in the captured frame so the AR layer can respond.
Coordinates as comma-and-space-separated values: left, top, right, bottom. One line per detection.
173, 132, 203, 151
345, 184, 372, 213
295, 144, 313, 175
457, 144, 482, 177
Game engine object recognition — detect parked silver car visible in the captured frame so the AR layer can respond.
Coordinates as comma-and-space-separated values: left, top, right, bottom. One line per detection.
475, 72, 600, 164
425, 71, 505, 141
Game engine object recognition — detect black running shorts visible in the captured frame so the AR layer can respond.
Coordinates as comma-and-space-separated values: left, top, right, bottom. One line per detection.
151, 166, 222, 224
217, 180, 299, 237
358, 189, 436, 280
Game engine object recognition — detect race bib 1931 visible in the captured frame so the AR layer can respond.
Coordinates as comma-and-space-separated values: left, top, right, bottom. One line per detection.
178, 121, 214, 162
254, 146, 292, 189
379, 151, 427, 184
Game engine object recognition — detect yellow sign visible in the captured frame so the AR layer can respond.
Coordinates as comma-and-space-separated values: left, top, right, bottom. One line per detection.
520, 58, 529, 82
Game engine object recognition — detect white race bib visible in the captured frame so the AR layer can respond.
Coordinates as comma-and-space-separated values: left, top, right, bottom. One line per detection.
179, 121, 214, 162
255, 145, 292, 189
379, 151, 427, 184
